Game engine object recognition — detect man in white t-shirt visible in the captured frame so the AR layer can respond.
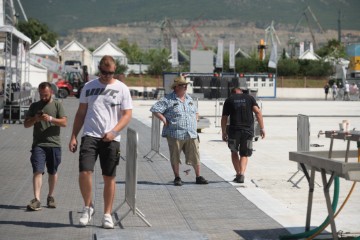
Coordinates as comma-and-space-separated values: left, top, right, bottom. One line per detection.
343, 81, 350, 101
69, 55, 133, 229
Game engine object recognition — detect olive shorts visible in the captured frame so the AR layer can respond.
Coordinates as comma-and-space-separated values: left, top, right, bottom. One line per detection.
166, 136, 200, 166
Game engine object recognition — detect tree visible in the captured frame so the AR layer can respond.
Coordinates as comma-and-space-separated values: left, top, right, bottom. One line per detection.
298, 59, 333, 77
277, 59, 300, 76
118, 39, 143, 63
114, 59, 128, 75
235, 58, 267, 73
316, 39, 346, 59
145, 48, 171, 75
17, 18, 58, 46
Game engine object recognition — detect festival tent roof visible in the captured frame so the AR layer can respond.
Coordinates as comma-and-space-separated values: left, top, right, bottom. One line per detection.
0, 25, 31, 43
92, 38, 126, 57
298, 49, 320, 60
235, 47, 250, 58
30, 38, 56, 56
62, 39, 91, 54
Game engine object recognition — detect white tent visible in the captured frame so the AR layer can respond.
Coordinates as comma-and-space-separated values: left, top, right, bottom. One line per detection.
61, 39, 93, 73
28, 63, 48, 89
29, 38, 61, 84
235, 47, 250, 58
298, 49, 320, 60
92, 38, 127, 74
30, 38, 57, 57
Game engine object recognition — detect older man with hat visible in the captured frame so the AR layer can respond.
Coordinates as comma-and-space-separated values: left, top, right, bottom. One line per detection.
150, 76, 208, 186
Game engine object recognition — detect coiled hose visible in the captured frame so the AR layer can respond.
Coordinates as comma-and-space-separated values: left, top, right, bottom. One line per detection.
279, 176, 340, 239
307, 180, 357, 239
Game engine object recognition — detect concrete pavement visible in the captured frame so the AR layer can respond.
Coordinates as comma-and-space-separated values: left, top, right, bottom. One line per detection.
0, 97, 359, 239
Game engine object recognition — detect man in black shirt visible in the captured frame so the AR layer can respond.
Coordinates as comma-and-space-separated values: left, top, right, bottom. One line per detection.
221, 87, 265, 183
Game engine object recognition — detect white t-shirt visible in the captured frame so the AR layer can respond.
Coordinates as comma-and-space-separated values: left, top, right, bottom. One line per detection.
80, 78, 133, 142
344, 83, 350, 93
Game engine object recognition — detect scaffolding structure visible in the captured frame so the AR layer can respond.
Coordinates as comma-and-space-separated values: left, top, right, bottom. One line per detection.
0, 0, 32, 125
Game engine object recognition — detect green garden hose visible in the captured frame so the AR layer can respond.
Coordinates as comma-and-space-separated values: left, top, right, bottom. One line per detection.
305, 141, 360, 239
279, 176, 340, 239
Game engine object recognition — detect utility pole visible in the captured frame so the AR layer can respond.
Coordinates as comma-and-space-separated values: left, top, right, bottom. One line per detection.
337, 10, 341, 43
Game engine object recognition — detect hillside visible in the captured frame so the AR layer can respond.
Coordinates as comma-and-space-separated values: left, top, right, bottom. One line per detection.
17, 0, 360, 51
19, 0, 360, 34
63, 19, 357, 53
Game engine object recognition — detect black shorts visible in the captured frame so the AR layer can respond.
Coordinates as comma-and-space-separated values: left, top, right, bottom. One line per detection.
227, 129, 253, 157
79, 136, 120, 177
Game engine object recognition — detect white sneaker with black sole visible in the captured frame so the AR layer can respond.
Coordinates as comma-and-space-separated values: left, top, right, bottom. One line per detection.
102, 214, 114, 229
79, 206, 95, 226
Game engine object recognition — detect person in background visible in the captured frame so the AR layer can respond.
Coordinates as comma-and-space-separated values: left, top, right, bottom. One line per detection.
221, 87, 265, 183
343, 81, 350, 101
69, 55, 133, 229
323, 83, 330, 100
150, 76, 208, 186
24, 82, 67, 211
332, 82, 338, 100
349, 82, 359, 98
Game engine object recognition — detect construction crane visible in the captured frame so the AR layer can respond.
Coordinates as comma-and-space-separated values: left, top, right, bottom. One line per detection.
180, 18, 208, 50
288, 5, 325, 58
292, 5, 325, 50
160, 17, 183, 51
265, 20, 281, 47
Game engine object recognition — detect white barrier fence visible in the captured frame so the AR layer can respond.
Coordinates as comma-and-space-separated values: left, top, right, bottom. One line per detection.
112, 127, 151, 227
287, 114, 311, 187
143, 114, 169, 161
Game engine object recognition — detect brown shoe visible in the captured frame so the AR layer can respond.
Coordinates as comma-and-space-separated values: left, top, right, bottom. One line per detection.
27, 198, 41, 211
47, 196, 56, 208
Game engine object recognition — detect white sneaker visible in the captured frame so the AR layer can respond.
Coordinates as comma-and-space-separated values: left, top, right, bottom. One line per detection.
79, 206, 95, 226
102, 214, 114, 229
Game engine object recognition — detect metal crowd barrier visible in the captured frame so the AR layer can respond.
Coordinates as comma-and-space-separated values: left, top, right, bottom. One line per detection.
112, 127, 151, 227
287, 114, 311, 187
143, 114, 169, 161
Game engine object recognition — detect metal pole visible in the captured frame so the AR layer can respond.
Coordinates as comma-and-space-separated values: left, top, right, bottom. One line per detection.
321, 170, 338, 240
305, 167, 315, 231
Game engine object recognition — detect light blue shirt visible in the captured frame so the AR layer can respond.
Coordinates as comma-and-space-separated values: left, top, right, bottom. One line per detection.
150, 92, 198, 140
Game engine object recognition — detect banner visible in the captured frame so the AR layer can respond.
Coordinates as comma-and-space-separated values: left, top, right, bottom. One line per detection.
268, 42, 278, 69
171, 38, 179, 68
309, 42, 314, 54
30, 54, 80, 74
216, 39, 223, 68
229, 40, 235, 69
299, 42, 304, 56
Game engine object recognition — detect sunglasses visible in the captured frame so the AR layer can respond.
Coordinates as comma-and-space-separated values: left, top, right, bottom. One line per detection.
100, 70, 115, 76
178, 84, 188, 88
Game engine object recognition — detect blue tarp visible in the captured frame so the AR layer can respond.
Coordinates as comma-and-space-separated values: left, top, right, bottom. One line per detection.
346, 44, 360, 57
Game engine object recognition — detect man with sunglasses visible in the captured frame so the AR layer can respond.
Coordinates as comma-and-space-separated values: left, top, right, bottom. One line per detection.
69, 55, 133, 229
150, 76, 208, 186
